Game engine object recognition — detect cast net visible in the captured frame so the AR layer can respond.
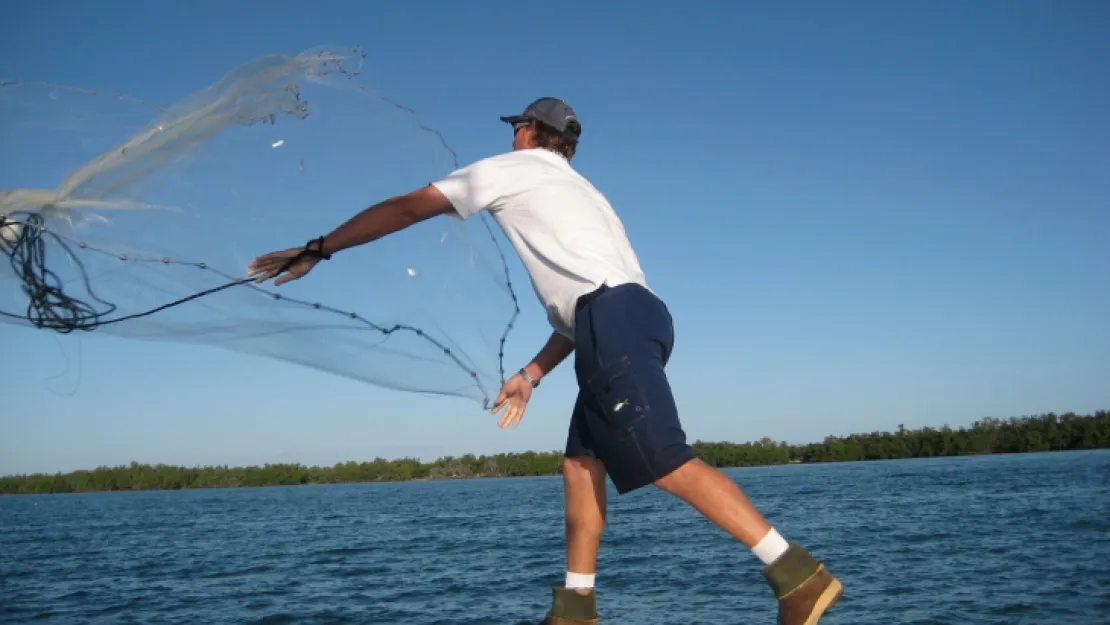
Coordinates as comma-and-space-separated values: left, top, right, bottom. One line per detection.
0, 45, 522, 409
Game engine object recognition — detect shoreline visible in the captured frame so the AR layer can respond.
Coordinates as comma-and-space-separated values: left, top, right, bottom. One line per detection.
8, 448, 1106, 497
3, 410, 1106, 496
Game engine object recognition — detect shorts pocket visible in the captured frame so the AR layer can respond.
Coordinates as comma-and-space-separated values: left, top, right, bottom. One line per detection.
583, 355, 649, 431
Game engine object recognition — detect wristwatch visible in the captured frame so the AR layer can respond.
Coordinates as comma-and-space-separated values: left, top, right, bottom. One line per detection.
519, 368, 540, 388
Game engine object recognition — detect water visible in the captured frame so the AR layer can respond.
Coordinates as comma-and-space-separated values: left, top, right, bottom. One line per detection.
2, 450, 1108, 624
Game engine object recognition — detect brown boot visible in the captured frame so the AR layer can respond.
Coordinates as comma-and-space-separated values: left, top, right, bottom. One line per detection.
540, 586, 599, 624
763, 544, 843, 625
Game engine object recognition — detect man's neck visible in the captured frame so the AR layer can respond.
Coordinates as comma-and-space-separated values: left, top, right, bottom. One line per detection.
520, 146, 570, 164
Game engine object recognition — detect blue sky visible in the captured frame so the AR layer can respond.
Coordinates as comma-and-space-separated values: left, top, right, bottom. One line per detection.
2, 1, 1107, 476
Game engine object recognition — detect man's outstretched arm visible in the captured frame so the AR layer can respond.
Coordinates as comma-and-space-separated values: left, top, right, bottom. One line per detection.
318, 185, 455, 257
248, 185, 455, 284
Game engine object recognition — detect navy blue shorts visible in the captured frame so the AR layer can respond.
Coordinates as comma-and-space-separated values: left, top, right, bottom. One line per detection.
566, 283, 697, 494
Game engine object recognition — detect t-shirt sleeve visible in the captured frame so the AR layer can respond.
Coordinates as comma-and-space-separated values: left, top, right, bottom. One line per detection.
430, 153, 515, 220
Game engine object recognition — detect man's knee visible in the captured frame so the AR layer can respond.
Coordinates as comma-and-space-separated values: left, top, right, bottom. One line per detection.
563, 456, 607, 533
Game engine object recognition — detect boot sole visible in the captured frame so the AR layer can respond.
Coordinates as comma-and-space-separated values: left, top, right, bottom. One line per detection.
802, 578, 844, 625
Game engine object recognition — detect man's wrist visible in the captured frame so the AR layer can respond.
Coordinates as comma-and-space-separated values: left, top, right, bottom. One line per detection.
307, 236, 334, 260
519, 364, 542, 387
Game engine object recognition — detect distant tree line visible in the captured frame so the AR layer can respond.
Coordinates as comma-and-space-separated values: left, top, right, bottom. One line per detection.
2, 411, 1106, 496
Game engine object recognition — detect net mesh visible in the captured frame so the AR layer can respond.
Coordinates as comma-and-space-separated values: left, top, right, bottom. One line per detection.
0, 45, 522, 409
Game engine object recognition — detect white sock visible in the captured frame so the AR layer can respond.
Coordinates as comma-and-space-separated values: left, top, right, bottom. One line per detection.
565, 571, 595, 589
752, 528, 790, 566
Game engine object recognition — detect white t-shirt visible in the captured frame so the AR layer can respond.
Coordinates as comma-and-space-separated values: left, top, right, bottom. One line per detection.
431, 148, 647, 339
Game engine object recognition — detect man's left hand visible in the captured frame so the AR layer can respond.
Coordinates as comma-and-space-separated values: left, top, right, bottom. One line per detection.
247, 247, 323, 286
490, 374, 534, 429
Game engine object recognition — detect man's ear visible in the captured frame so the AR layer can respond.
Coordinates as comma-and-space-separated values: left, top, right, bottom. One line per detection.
522, 123, 540, 149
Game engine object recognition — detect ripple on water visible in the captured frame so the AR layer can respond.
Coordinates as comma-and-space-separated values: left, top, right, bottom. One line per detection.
1, 451, 1108, 625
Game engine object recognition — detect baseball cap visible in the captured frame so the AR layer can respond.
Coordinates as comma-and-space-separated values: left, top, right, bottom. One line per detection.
500, 97, 582, 142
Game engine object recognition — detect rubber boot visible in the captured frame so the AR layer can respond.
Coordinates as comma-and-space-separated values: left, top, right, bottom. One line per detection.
763, 544, 844, 625
540, 586, 598, 625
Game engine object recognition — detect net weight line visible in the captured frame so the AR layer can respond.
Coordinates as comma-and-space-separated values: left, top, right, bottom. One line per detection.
1, 210, 518, 409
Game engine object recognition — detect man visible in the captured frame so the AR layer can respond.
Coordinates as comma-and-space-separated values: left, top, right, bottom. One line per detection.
247, 97, 843, 624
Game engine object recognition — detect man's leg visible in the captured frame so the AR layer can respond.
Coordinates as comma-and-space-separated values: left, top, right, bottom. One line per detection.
653, 457, 772, 547
541, 397, 605, 625
563, 455, 607, 593
654, 459, 843, 624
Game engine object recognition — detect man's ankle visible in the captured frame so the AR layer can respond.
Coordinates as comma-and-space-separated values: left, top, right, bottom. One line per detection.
752, 528, 791, 566
565, 571, 595, 595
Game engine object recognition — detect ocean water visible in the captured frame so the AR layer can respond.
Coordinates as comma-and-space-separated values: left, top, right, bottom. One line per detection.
2, 450, 1108, 625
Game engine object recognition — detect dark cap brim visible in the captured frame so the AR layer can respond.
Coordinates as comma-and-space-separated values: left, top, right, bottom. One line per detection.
500, 114, 531, 124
